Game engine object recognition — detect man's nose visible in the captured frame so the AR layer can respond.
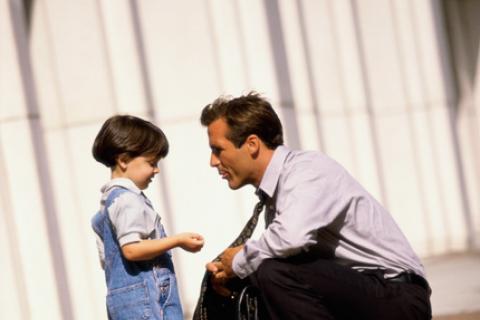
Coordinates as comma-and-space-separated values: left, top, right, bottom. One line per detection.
210, 153, 220, 167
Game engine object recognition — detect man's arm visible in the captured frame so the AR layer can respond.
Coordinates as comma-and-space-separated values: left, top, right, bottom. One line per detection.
233, 164, 347, 278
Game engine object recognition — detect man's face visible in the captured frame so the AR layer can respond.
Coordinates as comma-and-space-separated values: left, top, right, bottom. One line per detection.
207, 118, 253, 190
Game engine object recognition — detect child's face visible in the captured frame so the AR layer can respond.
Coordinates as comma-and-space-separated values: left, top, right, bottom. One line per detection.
122, 155, 160, 190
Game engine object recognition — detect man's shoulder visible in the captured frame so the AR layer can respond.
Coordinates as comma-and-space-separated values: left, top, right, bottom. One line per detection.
281, 149, 347, 183
284, 149, 334, 169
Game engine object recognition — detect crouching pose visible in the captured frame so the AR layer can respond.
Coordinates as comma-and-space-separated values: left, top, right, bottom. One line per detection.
200, 92, 431, 320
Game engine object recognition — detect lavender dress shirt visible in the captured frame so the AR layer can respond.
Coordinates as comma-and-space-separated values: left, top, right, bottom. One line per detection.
232, 146, 425, 279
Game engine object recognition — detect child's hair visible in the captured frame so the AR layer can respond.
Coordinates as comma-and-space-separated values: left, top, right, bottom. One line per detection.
92, 115, 169, 168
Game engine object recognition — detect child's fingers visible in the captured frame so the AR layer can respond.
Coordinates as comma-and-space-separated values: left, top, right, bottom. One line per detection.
191, 233, 204, 240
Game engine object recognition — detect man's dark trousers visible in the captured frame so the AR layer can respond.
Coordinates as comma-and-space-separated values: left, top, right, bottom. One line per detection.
248, 256, 432, 320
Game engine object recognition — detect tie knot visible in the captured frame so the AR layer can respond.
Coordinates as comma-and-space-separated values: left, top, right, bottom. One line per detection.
256, 189, 267, 203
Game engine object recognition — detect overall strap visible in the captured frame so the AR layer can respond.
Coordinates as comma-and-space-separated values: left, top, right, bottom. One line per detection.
91, 187, 130, 239
105, 187, 129, 210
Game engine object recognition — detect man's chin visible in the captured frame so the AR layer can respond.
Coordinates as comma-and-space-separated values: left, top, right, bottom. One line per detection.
227, 181, 244, 190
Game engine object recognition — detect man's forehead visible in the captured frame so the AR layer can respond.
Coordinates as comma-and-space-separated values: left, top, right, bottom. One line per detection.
207, 120, 228, 137
208, 132, 225, 146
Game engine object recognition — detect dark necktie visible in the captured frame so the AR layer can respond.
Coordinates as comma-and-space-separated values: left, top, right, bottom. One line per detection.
224, 195, 266, 250
193, 195, 266, 320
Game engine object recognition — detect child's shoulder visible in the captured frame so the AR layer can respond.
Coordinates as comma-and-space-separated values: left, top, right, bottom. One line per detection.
102, 179, 141, 200
105, 186, 140, 201
101, 178, 147, 210
104, 187, 145, 210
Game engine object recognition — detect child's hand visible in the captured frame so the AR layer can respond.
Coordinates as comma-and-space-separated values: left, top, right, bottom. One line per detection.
176, 232, 204, 252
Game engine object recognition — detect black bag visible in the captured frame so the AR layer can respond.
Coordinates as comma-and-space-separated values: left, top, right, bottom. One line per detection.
194, 273, 260, 320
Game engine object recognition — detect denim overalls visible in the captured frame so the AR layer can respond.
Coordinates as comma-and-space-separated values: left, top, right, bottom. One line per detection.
92, 187, 183, 320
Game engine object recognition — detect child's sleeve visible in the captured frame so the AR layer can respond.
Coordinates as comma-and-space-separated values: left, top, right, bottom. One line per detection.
107, 192, 156, 247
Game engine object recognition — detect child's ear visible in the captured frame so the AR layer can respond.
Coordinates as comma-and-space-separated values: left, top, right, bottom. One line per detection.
116, 154, 131, 171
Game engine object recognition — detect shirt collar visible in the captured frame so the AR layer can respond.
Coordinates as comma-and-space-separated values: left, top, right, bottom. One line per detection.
257, 145, 290, 199
101, 178, 142, 195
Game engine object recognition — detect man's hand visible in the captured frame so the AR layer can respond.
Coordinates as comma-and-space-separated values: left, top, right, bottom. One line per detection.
219, 245, 243, 278
206, 245, 244, 297
206, 261, 231, 297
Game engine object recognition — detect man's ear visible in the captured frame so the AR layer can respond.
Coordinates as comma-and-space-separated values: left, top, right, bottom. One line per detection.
116, 153, 131, 171
245, 135, 260, 157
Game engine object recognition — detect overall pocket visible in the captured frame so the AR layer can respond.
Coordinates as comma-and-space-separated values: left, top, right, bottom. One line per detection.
107, 281, 152, 320
157, 275, 172, 307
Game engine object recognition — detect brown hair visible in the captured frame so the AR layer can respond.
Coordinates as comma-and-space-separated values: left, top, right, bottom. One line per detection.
200, 92, 283, 149
92, 115, 169, 167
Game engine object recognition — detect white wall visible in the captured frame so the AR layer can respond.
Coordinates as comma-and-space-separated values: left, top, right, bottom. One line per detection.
1, 0, 479, 318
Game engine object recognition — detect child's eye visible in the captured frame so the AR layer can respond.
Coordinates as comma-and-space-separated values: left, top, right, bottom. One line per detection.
146, 158, 159, 167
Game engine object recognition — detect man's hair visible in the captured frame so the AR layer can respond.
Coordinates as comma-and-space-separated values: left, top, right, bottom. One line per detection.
92, 115, 169, 167
200, 92, 284, 149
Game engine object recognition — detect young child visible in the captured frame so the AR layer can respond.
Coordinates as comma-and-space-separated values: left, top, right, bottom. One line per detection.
91, 115, 204, 320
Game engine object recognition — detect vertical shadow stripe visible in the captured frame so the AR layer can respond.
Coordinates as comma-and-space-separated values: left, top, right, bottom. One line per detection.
8, 0, 74, 318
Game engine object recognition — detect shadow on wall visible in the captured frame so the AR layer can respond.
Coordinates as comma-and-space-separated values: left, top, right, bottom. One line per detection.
441, 0, 480, 250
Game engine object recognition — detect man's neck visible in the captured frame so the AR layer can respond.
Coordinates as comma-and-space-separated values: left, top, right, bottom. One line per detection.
253, 146, 275, 188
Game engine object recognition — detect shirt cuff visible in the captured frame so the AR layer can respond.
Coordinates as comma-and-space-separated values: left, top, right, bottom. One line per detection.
118, 232, 142, 247
232, 246, 256, 279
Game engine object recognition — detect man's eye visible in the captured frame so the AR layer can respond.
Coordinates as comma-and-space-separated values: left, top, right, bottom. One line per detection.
212, 147, 221, 156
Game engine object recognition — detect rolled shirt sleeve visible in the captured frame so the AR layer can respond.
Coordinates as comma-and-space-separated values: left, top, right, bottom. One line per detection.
108, 191, 156, 247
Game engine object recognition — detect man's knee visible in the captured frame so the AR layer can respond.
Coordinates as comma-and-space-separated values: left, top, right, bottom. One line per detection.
254, 259, 291, 288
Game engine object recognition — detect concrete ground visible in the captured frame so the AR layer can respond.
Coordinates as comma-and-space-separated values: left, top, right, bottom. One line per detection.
435, 313, 480, 320
424, 252, 480, 319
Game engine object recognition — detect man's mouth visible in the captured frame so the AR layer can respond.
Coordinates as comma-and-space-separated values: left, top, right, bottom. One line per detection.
219, 171, 229, 179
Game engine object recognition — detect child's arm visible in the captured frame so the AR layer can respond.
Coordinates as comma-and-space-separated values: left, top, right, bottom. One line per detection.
121, 232, 204, 261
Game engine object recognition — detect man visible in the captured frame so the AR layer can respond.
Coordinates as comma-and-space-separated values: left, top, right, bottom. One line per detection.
201, 92, 432, 319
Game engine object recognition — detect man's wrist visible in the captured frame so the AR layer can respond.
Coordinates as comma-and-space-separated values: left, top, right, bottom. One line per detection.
232, 248, 246, 278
